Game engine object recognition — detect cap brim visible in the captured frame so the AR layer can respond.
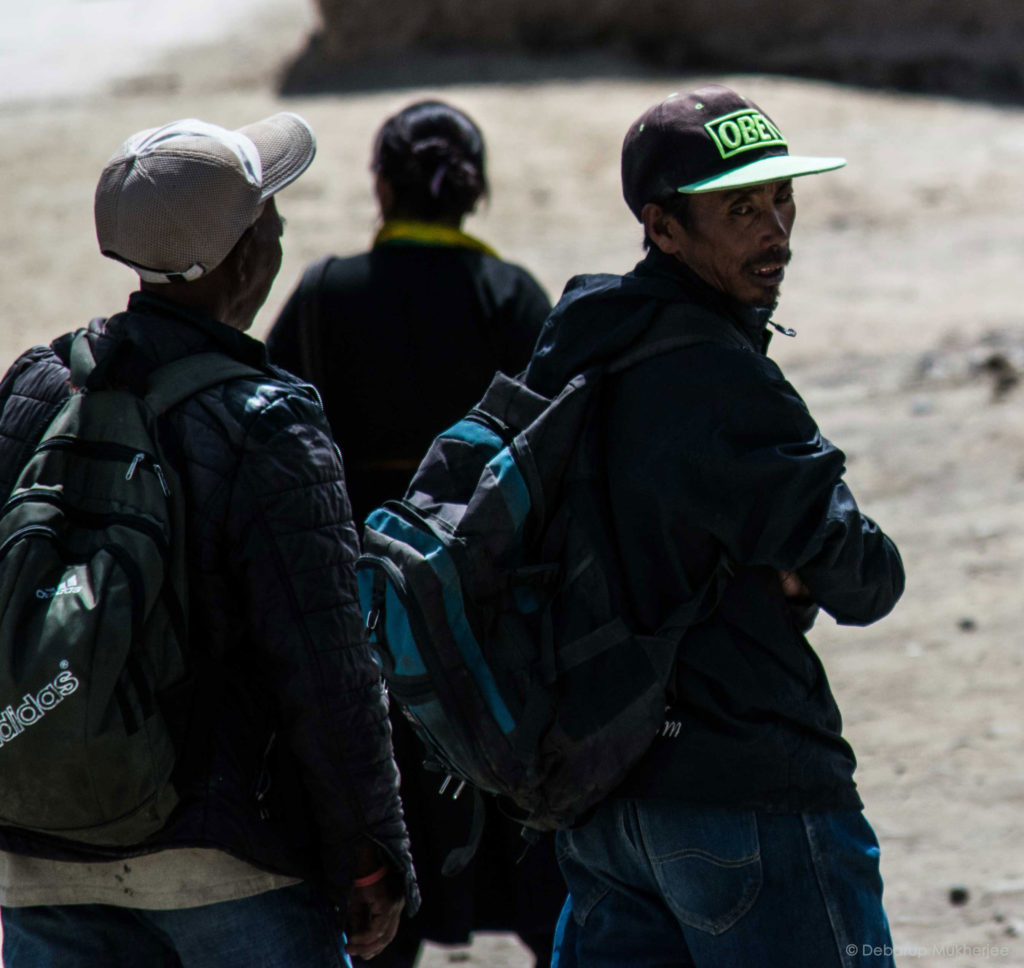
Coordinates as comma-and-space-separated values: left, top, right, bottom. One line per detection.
679, 154, 846, 194
239, 112, 317, 202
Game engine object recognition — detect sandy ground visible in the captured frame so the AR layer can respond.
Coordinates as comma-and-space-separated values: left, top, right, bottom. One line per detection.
2, 2, 1024, 966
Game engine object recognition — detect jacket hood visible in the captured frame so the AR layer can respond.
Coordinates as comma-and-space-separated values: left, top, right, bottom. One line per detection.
525, 247, 773, 397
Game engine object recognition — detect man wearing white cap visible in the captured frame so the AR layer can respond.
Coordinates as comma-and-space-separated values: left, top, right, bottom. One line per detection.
0, 114, 416, 966
524, 86, 905, 966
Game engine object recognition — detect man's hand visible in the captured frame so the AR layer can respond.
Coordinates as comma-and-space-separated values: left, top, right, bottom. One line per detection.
345, 873, 405, 961
778, 569, 819, 631
778, 569, 812, 600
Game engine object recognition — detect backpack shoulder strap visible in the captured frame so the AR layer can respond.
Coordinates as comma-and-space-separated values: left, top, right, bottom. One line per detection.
144, 353, 267, 416
607, 303, 750, 375
68, 328, 99, 387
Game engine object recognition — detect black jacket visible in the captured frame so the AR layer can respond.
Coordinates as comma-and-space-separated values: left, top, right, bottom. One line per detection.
0, 291, 418, 916
267, 243, 550, 526
526, 248, 905, 812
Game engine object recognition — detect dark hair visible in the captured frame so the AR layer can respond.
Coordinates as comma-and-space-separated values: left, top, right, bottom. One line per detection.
642, 192, 693, 250
372, 100, 488, 223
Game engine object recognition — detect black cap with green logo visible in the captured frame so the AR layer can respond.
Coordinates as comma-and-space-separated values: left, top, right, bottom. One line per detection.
621, 84, 845, 219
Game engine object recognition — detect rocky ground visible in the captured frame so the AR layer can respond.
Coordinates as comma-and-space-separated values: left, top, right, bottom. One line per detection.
1, 2, 1023, 965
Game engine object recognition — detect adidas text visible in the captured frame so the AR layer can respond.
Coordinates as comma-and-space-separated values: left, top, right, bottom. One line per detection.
0, 668, 80, 747
35, 573, 85, 600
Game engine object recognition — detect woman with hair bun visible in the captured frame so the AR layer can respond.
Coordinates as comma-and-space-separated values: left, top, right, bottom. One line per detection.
267, 100, 561, 968
269, 100, 551, 525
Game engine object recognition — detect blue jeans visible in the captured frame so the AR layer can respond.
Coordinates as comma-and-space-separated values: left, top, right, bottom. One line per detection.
1, 882, 350, 968
553, 800, 895, 968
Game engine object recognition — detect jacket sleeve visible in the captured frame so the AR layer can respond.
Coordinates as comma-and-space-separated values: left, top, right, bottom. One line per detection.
227, 386, 418, 911
651, 345, 904, 626
0, 344, 73, 501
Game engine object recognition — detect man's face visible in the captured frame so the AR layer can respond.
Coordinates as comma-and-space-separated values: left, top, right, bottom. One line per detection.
661, 180, 795, 309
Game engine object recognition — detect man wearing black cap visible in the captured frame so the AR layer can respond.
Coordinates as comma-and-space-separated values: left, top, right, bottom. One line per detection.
0, 115, 416, 966
526, 86, 904, 967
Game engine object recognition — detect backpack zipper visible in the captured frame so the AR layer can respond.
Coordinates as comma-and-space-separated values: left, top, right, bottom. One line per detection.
0, 492, 169, 555
125, 453, 170, 496
37, 438, 172, 496
437, 775, 468, 799
0, 523, 58, 559
465, 409, 515, 445
376, 498, 457, 540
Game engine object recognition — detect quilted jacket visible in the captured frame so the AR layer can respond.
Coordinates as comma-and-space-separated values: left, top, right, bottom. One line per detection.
0, 290, 419, 916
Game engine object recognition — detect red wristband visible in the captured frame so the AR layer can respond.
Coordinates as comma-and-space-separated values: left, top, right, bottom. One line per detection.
352, 865, 388, 888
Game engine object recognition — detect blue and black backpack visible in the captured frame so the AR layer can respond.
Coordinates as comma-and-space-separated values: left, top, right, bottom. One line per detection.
356, 308, 738, 832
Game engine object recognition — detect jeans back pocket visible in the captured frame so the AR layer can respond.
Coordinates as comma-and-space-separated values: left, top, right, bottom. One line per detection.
637, 802, 763, 936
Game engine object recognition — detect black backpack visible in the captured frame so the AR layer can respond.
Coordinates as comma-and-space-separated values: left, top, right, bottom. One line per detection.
357, 307, 739, 831
0, 333, 261, 846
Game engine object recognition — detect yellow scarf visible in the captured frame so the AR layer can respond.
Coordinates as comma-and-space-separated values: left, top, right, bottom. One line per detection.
373, 220, 498, 257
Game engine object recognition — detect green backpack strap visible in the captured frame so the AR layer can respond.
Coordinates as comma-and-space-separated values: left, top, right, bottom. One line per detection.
145, 353, 267, 415
69, 329, 98, 388
67, 330, 261, 412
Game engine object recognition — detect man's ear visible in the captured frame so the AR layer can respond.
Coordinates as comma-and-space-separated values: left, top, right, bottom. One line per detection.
224, 233, 248, 278
224, 221, 260, 289
641, 203, 684, 256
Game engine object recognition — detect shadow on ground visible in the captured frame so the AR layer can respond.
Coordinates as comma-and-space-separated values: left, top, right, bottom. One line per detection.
279, 34, 1024, 106
279, 42, 664, 96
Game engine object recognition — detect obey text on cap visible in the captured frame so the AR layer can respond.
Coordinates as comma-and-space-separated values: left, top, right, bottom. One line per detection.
704, 109, 787, 160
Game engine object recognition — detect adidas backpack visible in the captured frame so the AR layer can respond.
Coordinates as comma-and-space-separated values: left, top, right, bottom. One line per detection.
357, 307, 738, 831
0, 331, 261, 847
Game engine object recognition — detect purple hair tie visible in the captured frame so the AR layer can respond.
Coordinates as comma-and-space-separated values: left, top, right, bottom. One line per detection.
429, 162, 448, 198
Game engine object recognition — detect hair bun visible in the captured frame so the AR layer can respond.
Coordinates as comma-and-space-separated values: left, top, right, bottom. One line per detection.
373, 101, 488, 221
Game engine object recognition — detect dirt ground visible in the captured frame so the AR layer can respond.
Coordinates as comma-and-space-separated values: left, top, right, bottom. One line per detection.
1, 2, 1023, 966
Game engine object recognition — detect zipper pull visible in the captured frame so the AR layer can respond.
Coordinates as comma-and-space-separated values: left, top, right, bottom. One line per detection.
153, 463, 170, 497
437, 775, 467, 800
768, 320, 797, 338
367, 571, 386, 637
125, 453, 145, 480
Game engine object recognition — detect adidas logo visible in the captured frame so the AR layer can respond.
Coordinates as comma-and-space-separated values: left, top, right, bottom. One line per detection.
0, 662, 80, 748
35, 573, 84, 600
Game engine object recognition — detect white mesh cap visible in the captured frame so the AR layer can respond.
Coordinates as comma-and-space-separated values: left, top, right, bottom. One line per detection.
94, 113, 316, 283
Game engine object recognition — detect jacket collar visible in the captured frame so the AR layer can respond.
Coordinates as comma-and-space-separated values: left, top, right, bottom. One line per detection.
79, 290, 269, 393
633, 247, 774, 354
123, 290, 269, 368
373, 220, 498, 257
